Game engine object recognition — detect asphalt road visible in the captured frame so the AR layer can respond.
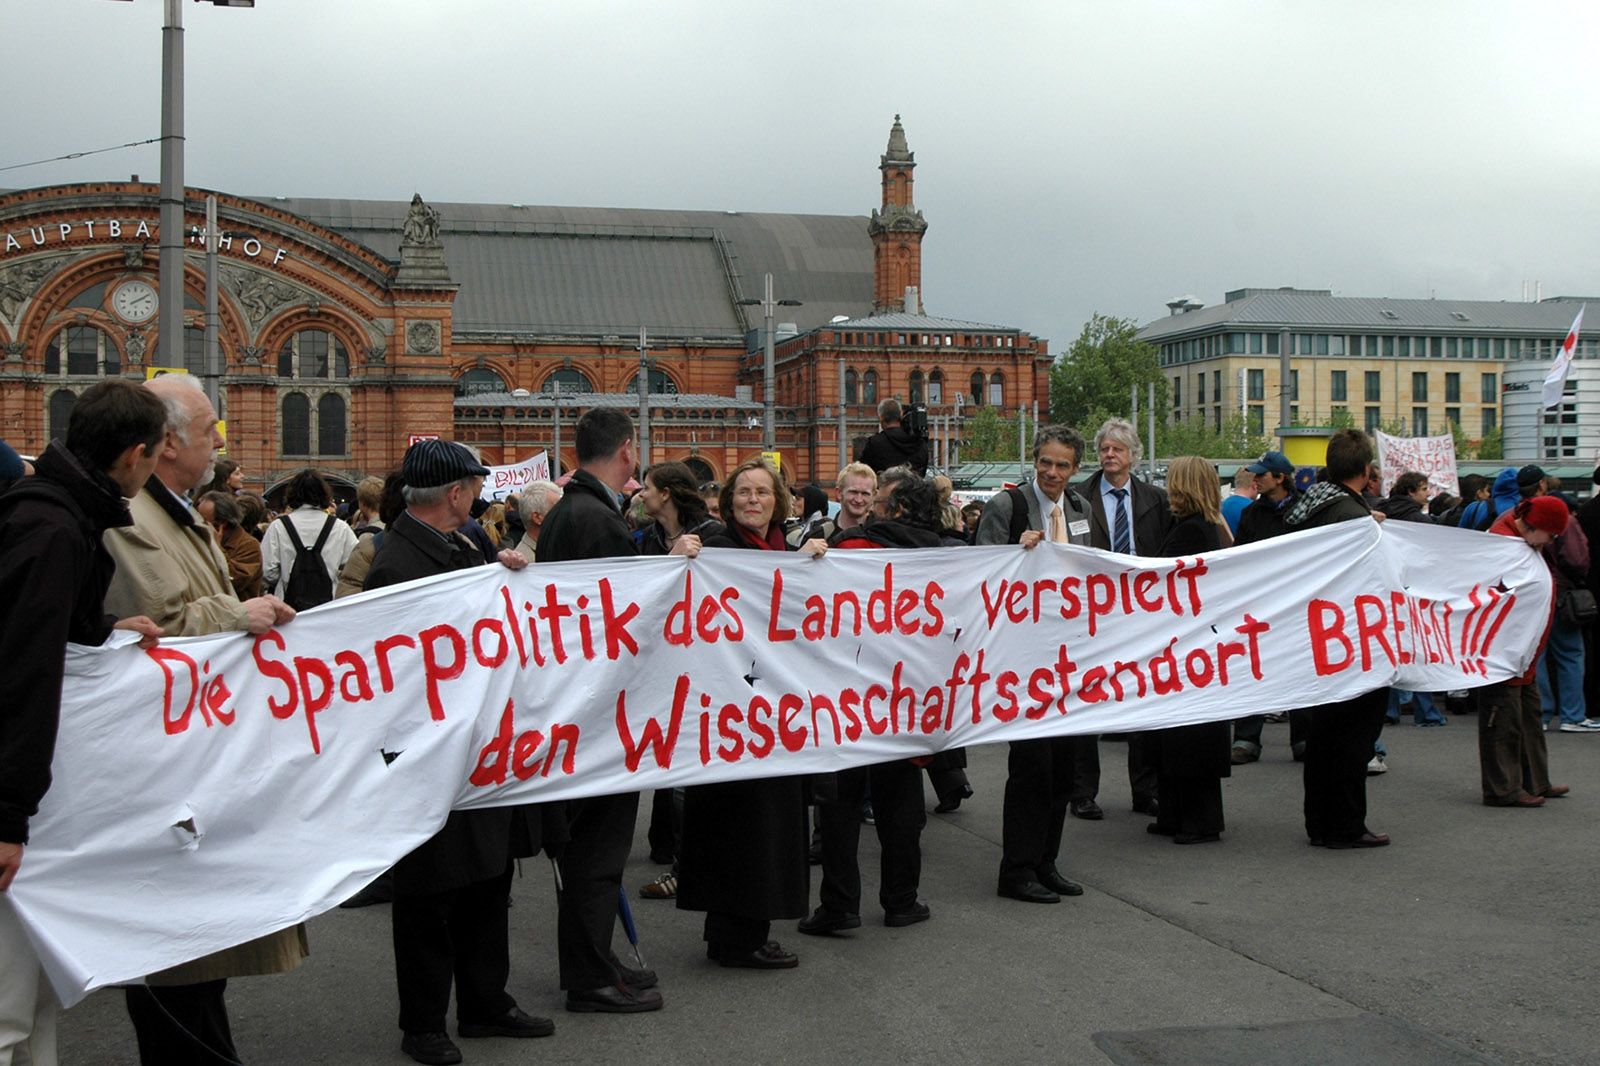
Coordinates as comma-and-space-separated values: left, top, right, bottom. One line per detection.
56, 713, 1599, 1066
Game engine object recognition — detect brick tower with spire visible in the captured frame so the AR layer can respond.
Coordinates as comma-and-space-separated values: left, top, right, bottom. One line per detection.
868, 114, 929, 315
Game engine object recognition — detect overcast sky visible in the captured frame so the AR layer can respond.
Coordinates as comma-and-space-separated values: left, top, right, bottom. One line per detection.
7, 0, 1598, 354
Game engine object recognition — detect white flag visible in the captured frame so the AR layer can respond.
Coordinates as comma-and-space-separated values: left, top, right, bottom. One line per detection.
1543, 305, 1585, 409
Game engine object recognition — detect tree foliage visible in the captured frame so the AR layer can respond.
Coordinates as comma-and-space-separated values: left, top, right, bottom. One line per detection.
1050, 314, 1168, 434
1157, 413, 1273, 461
961, 406, 1030, 463
1476, 426, 1503, 461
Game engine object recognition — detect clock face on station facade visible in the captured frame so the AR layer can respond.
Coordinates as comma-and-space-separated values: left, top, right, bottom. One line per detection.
111, 279, 158, 324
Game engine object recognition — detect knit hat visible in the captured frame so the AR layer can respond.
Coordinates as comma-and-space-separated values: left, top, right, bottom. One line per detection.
1517, 495, 1569, 537
402, 439, 489, 489
1516, 464, 1547, 492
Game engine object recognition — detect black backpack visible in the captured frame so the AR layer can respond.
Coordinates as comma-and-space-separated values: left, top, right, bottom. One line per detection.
279, 514, 336, 610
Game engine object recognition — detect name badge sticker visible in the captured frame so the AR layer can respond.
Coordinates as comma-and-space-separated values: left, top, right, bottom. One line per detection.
1068, 520, 1090, 536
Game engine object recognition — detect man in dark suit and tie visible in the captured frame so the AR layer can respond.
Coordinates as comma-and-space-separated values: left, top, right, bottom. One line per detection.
1073, 418, 1174, 819
977, 425, 1095, 904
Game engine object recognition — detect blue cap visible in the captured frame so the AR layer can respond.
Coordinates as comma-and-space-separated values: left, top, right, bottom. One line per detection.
1245, 450, 1294, 476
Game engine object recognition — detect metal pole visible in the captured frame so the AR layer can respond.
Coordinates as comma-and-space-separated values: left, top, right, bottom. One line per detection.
837, 354, 847, 473
1019, 403, 1027, 481
158, 0, 185, 374
637, 327, 650, 469
552, 398, 562, 479
762, 273, 776, 452
952, 393, 963, 468
1147, 380, 1155, 478
203, 194, 219, 411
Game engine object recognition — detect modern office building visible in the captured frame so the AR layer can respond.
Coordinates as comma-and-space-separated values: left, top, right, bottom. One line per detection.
1136, 287, 1596, 445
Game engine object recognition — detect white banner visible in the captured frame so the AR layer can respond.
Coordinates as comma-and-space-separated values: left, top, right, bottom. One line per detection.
479, 451, 550, 502
1375, 430, 1459, 499
12, 521, 1549, 1004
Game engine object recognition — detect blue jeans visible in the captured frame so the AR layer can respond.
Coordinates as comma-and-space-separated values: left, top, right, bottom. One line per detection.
1538, 618, 1588, 725
1387, 687, 1444, 726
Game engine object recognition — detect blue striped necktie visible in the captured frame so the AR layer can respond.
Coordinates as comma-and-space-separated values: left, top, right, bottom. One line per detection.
1111, 487, 1131, 554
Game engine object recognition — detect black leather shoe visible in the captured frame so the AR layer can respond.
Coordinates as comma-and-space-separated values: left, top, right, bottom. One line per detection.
608, 952, 659, 991
933, 795, 963, 813
458, 1006, 555, 1039
565, 983, 664, 1013
798, 908, 861, 935
401, 1031, 462, 1065
718, 940, 799, 969
1036, 866, 1084, 896
1324, 832, 1390, 849
997, 880, 1060, 903
1173, 832, 1220, 845
1131, 797, 1160, 816
884, 901, 931, 927
1069, 799, 1104, 820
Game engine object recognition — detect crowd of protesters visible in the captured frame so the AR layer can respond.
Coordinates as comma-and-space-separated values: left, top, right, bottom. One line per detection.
0, 373, 1583, 1066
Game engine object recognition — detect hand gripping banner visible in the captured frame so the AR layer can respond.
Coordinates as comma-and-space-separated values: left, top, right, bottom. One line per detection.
12, 519, 1549, 1002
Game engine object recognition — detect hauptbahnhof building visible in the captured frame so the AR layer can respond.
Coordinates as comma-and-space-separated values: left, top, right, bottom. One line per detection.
0, 117, 1050, 492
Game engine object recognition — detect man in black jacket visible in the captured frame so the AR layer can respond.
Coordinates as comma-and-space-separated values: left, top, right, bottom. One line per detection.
537, 408, 689, 1014
0, 380, 166, 1066
857, 399, 929, 475
364, 439, 547, 1066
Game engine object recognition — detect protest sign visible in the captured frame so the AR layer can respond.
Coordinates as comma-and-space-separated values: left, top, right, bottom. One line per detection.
479, 450, 550, 502
1375, 431, 1458, 498
13, 521, 1549, 1003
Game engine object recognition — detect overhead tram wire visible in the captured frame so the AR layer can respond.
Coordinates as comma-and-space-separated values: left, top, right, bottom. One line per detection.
0, 137, 162, 175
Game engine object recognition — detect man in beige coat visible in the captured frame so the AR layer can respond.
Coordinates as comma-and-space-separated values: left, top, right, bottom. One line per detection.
102, 375, 300, 1066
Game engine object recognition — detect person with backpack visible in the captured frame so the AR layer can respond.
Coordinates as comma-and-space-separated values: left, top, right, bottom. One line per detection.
260, 468, 358, 611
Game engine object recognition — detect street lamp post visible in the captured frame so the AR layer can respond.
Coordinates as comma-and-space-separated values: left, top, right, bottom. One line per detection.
738, 273, 800, 453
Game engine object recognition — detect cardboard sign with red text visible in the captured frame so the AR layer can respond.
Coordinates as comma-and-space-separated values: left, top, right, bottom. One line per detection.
13, 521, 1549, 1003
1376, 430, 1459, 499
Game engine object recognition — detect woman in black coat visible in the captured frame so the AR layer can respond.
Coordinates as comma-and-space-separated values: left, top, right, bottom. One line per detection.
675, 458, 812, 968
1147, 456, 1232, 844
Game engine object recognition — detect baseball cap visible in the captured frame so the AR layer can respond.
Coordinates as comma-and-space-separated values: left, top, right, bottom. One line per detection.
1245, 450, 1294, 476
402, 439, 489, 489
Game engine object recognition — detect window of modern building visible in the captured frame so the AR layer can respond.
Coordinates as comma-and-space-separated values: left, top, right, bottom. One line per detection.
1446, 338, 1458, 358
1365, 407, 1381, 434
844, 369, 858, 405
1397, 337, 1411, 358
48, 388, 76, 440
908, 369, 924, 404
43, 325, 120, 377
277, 329, 349, 380
987, 371, 1003, 407
1493, 339, 1506, 358
1481, 372, 1497, 402
1445, 372, 1460, 403
1213, 406, 1222, 432
1412, 407, 1429, 436
863, 369, 879, 406
1365, 371, 1382, 402
281, 392, 311, 456
1227, 333, 1245, 354
1316, 334, 1330, 355
543, 369, 593, 394
1197, 373, 1206, 404
1247, 369, 1264, 401
927, 369, 943, 404
1265, 333, 1279, 355
1172, 376, 1181, 408
456, 368, 509, 396
1289, 369, 1300, 401
1412, 372, 1428, 401
1249, 333, 1263, 354
1213, 370, 1221, 404
1445, 406, 1461, 428
1289, 404, 1299, 423
1482, 408, 1497, 435
1383, 336, 1394, 358
1331, 370, 1347, 402
1248, 405, 1264, 435
1329, 335, 1345, 356
970, 371, 985, 407
1349, 336, 1365, 357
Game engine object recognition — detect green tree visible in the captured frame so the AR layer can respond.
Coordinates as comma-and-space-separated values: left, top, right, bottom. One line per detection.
1050, 314, 1168, 432
960, 406, 1028, 462
1158, 412, 1273, 460
1448, 420, 1475, 461
1477, 425, 1503, 461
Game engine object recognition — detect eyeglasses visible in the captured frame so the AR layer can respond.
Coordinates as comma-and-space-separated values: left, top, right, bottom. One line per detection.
733, 487, 775, 500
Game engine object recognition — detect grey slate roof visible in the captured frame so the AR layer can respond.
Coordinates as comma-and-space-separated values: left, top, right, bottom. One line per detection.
259, 197, 875, 339
827, 311, 1023, 332
1138, 291, 1591, 341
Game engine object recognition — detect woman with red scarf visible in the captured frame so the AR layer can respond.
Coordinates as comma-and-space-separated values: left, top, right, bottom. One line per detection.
676, 458, 812, 968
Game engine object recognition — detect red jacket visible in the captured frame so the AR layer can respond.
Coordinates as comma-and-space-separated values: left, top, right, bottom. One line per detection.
1489, 512, 1554, 686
